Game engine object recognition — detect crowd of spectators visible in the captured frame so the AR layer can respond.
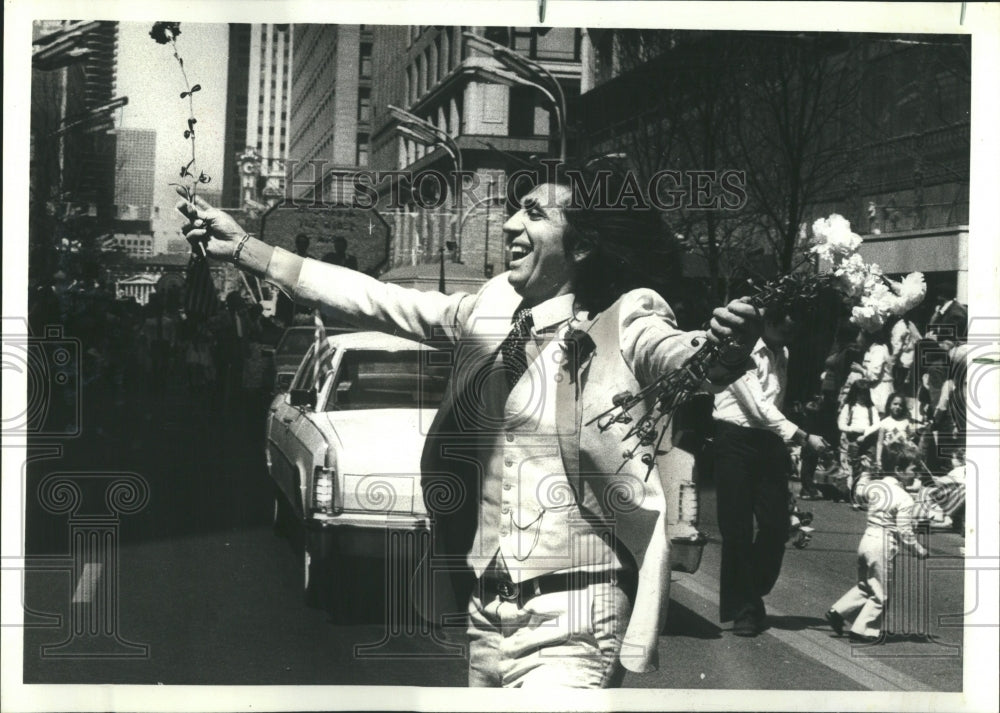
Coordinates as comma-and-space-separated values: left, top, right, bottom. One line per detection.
794, 290, 969, 534
27, 273, 281, 445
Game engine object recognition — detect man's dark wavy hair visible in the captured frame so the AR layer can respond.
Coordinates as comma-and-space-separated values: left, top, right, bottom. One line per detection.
512, 158, 681, 314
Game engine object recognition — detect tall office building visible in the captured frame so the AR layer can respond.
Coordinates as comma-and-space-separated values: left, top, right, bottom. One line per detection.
221, 23, 293, 208
287, 24, 373, 202
370, 25, 584, 291
31, 20, 120, 228
113, 128, 156, 225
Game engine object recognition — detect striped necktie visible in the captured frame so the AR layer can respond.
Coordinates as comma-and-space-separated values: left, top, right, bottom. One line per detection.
500, 307, 534, 389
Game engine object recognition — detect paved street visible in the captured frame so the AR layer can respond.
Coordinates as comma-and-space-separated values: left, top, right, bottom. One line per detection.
19, 381, 964, 690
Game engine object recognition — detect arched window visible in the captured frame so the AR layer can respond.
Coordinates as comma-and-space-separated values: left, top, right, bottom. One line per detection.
440, 30, 450, 75
408, 63, 417, 104
415, 55, 424, 100
449, 97, 460, 137
423, 47, 433, 92
429, 41, 439, 85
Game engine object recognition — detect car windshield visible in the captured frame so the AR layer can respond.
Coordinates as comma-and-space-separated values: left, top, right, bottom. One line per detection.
278, 328, 345, 357
324, 349, 449, 411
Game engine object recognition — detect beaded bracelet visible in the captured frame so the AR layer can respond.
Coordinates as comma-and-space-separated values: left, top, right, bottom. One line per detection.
232, 233, 251, 265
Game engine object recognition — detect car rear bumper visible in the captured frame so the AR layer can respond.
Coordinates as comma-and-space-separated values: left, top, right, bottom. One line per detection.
306, 513, 430, 558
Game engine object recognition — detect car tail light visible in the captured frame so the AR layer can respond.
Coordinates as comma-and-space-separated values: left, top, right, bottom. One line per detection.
312, 466, 340, 515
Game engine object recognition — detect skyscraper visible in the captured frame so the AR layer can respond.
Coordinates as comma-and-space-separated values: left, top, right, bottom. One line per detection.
286, 24, 373, 202
222, 23, 293, 208
113, 128, 156, 225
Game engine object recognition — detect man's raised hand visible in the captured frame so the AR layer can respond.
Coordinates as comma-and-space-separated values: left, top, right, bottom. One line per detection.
175, 186, 246, 261
707, 298, 763, 353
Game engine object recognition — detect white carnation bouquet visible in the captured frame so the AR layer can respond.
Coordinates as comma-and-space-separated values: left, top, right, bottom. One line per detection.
811, 214, 926, 332
591, 214, 927, 477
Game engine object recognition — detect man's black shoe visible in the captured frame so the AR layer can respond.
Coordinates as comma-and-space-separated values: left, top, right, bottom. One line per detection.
825, 609, 845, 636
733, 612, 760, 637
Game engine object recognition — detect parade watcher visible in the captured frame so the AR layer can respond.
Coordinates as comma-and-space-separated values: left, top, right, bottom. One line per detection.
837, 380, 878, 492
851, 329, 893, 415
888, 314, 921, 407
867, 392, 920, 472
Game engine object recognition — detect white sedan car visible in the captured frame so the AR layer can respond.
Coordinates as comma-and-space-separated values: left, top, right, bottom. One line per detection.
266, 331, 450, 611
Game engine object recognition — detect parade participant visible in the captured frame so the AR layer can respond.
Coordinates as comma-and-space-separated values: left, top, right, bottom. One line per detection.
825, 441, 930, 643
712, 308, 830, 636
176, 170, 762, 688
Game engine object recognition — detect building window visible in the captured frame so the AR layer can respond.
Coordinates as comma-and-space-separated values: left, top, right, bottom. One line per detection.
358, 87, 371, 122
513, 28, 533, 53
484, 27, 511, 47
509, 85, 536, 137
356, 133, 369, 166
429, 41, 439, 84
440, 29, 451, 75
360, 42, 372, 78
533, 27, 578, 61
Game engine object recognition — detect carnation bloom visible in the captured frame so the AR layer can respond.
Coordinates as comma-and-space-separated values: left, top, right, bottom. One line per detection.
833, 253, 868, 299
811, 214, 863, 267
149, 22, 181, 44
851, 304, 884, 332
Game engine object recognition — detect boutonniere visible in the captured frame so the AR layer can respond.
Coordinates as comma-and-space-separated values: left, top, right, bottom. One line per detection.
560, 327, 596, 384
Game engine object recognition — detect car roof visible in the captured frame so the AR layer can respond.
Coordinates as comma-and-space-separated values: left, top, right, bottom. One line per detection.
323, 331, 435, 352
284, 325, 352, 336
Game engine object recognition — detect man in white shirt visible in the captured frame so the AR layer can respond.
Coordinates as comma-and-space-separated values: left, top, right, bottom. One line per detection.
177, 170, 763, 687
713, 309, 829, 636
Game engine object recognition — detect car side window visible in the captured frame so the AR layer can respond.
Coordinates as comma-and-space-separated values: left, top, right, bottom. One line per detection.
290, 345, 318, 392
290, 343, 337, 394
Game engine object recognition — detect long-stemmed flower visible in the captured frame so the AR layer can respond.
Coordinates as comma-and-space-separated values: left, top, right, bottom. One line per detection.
150, 21, 211, 205
151, 21, 218, 318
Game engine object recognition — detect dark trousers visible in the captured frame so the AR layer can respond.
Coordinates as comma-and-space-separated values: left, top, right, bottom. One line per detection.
714, 420, 791, 622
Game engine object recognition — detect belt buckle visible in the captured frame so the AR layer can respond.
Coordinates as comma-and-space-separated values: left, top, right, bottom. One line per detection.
496, 580, 519, 602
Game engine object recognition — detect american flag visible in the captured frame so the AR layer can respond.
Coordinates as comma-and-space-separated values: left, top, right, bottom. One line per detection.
312, 308, 333, 387
183, 255, 217, 323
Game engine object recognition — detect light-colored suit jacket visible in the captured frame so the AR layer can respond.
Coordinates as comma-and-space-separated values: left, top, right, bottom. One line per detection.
274, 251, 730, 673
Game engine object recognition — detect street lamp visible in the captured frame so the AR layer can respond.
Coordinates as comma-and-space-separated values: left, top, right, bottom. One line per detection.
388, 104, 464, 292
463, 31, 568, 161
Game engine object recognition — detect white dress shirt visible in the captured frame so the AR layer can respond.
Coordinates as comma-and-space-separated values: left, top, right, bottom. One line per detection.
713, 338, 798, 442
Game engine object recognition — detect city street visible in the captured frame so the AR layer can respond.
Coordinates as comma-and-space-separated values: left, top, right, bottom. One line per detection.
19, 379, 965, 691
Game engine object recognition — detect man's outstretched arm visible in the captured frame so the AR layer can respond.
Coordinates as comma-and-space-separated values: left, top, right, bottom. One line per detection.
176, 190, 473, 343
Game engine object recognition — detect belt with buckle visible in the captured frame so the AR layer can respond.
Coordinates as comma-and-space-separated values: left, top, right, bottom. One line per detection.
479, 570, 629, 608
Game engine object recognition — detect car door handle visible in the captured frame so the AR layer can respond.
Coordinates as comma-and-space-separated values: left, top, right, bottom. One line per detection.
282, 417, 294, 424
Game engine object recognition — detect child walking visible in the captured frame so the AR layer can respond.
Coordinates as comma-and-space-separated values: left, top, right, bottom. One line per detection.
825, 442, 930, 642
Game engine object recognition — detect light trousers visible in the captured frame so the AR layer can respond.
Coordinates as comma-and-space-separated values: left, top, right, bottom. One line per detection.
832, 528, 897, 637
466, 580, 631, 688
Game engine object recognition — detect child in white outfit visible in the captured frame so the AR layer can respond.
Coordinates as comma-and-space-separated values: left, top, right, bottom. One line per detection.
826, 442, 929, 642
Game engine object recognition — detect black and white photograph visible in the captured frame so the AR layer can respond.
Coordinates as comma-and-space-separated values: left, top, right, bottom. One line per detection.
3, 2, 998, 711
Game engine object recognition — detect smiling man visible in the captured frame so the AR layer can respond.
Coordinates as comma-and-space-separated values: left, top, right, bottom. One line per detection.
177, 168, 761, 688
